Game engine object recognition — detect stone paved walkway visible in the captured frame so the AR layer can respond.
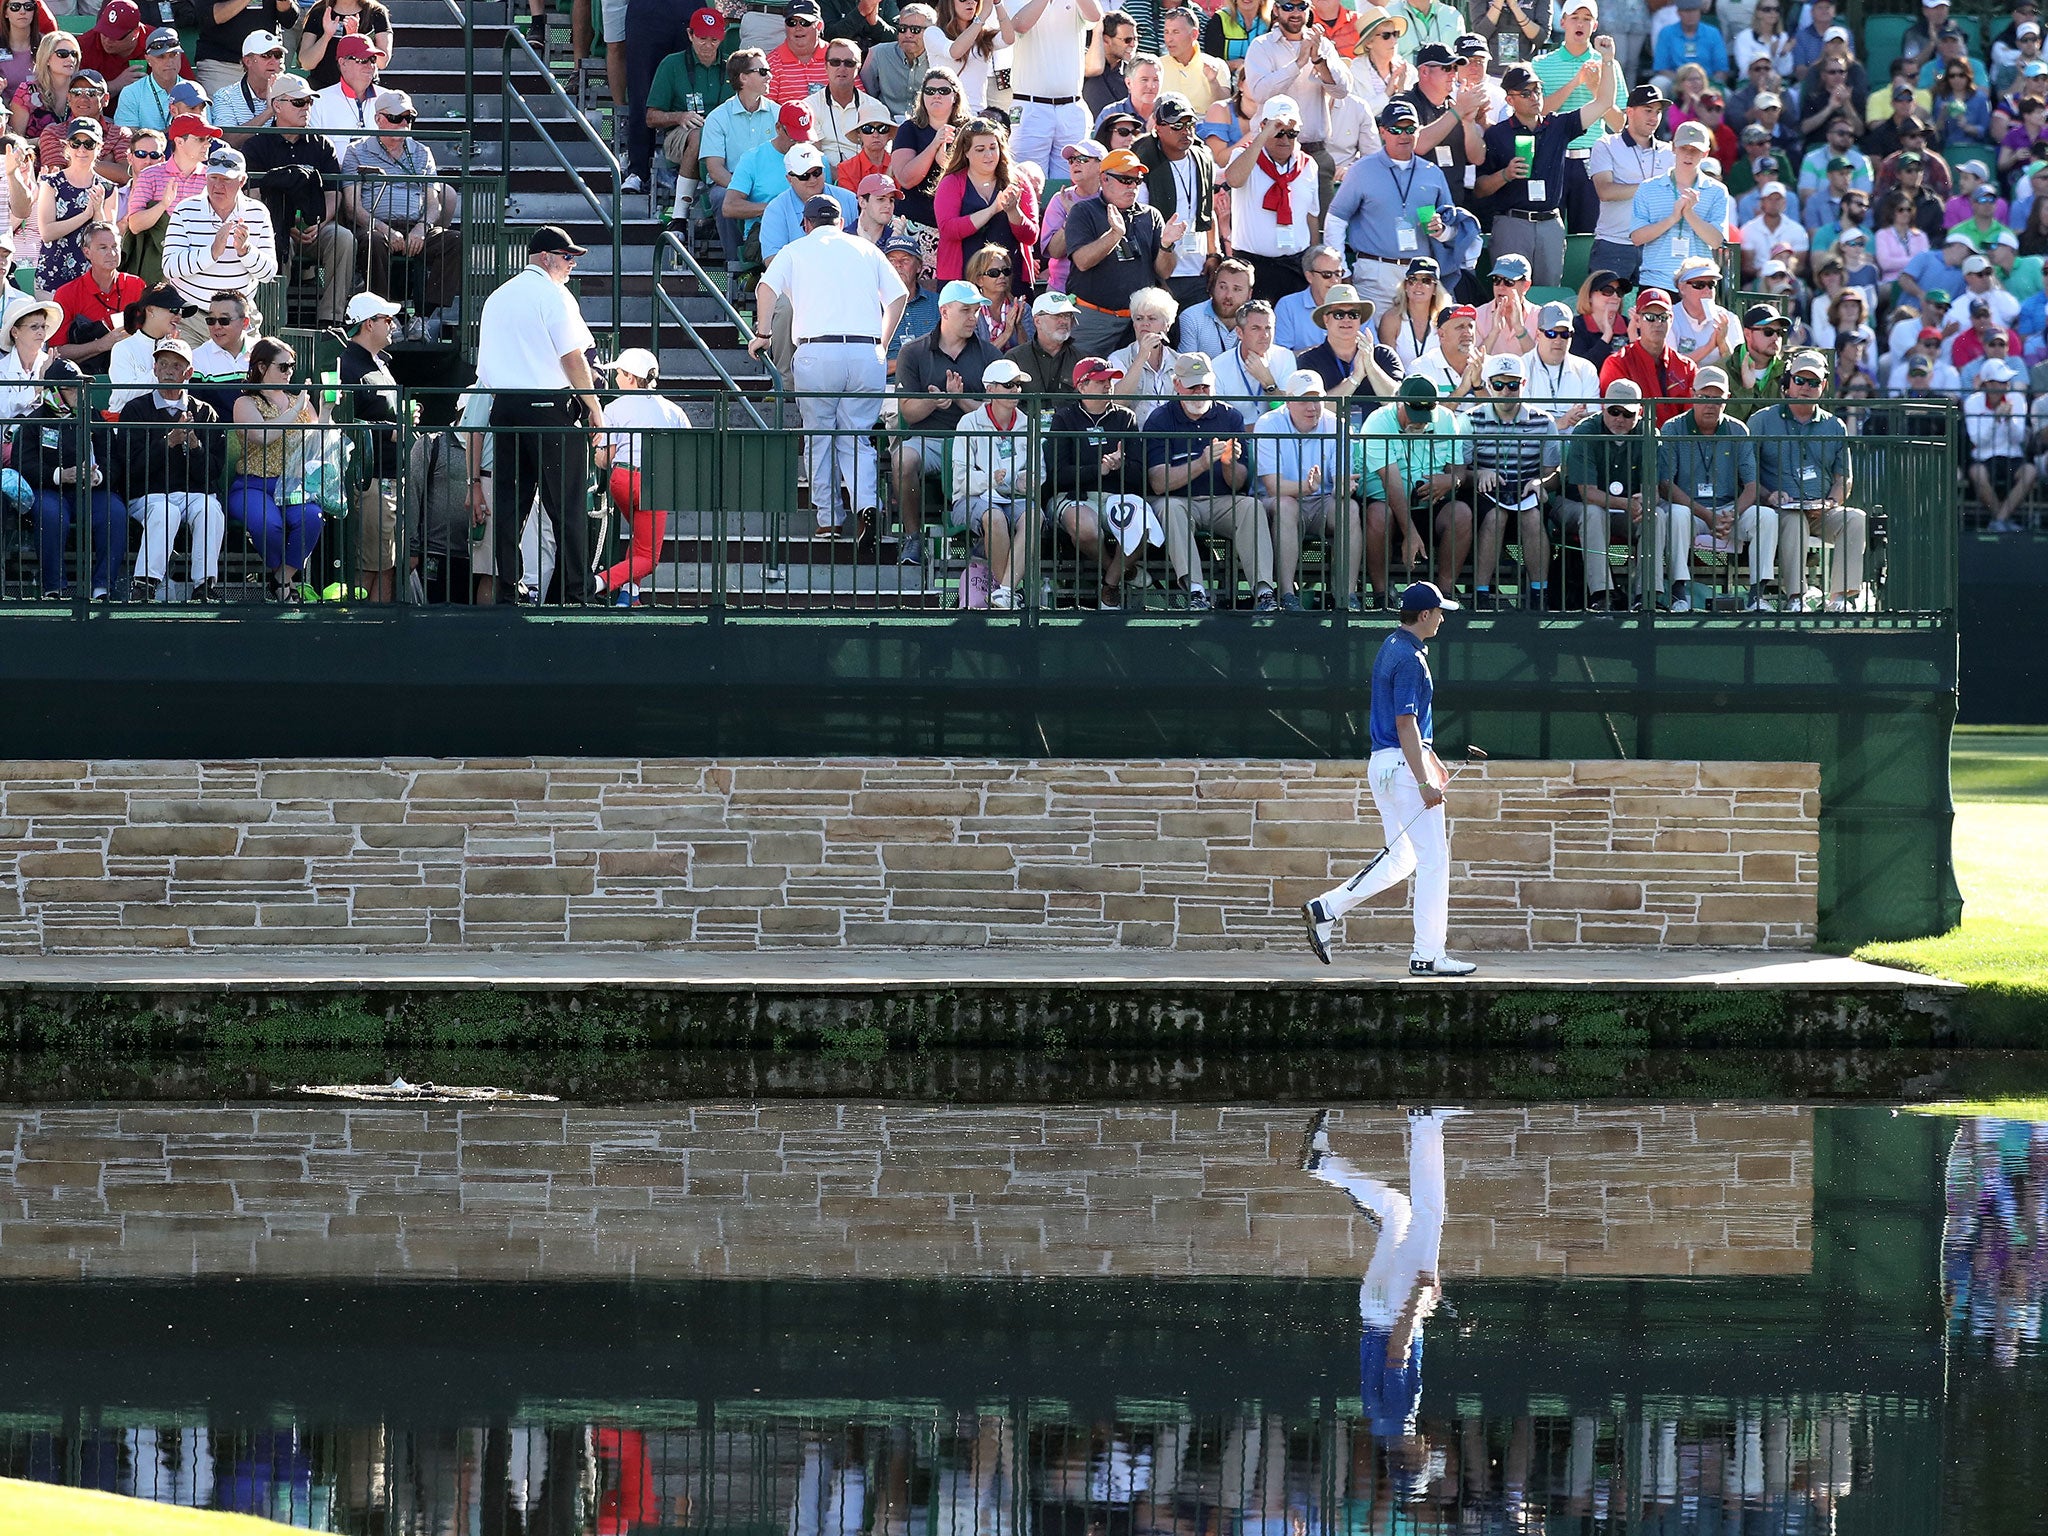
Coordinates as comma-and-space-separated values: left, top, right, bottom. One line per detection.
0, 948, 1956, 993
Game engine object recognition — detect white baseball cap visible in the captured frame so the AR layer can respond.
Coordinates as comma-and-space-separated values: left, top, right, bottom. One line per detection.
1282, 368, 1326, 397
344, 291, 402, 325
784, 143, 825, 175
605, 347, 662, 378
1484, 353, 1525, 382
240, 27, 285, 55
1259, 94, 1301, 126
1981, 357, 2017, 383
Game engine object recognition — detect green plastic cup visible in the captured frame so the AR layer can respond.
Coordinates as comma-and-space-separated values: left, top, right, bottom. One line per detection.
1515, 134, 1535, 168
1414, 204, 1436, 229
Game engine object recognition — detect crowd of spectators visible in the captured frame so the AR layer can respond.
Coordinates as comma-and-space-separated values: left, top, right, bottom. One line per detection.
0, 0, 463, 603
594, 0, 1999, 609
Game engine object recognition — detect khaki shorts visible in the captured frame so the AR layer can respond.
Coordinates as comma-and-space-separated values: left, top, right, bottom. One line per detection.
355, 476, 398, 574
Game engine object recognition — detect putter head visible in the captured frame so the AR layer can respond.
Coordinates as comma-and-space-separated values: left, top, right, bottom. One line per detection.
1465, 746, 1489, 760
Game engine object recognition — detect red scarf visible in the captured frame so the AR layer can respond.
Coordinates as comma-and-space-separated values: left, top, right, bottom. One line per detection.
1258, 151, 1304, 226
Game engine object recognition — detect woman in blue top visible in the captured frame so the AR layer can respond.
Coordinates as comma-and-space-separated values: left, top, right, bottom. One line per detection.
1933, 58, 1993, 155
1198, 75, 1259, 152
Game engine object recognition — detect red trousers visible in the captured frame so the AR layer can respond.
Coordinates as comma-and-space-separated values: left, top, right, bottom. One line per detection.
599, 465, 669, 593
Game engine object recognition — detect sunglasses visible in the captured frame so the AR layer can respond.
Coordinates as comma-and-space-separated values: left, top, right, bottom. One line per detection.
380, 111, 417, 123
1309, 267, 1343, 280
923, 83, 955, 94
896, 24, 919, 32
1604, 405, 1640, 417
981, 265, 1011, 277
793, 167, 824, 179
1540, 327, 1571, 338
1685, 278, 1716, 289
858, 122, 893, 134
1271, 128, 1299, 139
207, 316, 238, 326
744, 65, 772, 76
1492, 276, 1521, 286
1376, 26, 1399, 37
51, 48, 77, 58
1489, 378, 1522, 390
1789, 373, 1824, 385
829, 57, 859, 66
66, 137, 96, 149
1275, 2, 1307, 10
131, 147, 164, 160
1106, 171, 1144, 184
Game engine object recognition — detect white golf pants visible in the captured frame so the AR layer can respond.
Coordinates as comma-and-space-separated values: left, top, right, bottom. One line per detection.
132, 492, 225, 585
794, 340, 886, 519
1010, 97, 1088, 183
1315, 746, 1450, 962
1310, 1110, 1449, 1327
1687, 504, 1781, 586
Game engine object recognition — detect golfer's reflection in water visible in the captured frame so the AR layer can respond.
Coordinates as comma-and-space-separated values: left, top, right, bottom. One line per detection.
1302, 1108, 1465, 1507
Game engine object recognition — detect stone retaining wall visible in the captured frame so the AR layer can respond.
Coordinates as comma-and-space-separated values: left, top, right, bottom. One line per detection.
0, 758, 1819, 952
0, 1103, 1811, 1282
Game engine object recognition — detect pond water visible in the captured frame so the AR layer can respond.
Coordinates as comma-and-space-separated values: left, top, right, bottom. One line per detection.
0, 1098, 2041, 1534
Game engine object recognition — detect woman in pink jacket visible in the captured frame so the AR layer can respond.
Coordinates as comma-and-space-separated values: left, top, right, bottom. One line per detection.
932, 117, 1039, 288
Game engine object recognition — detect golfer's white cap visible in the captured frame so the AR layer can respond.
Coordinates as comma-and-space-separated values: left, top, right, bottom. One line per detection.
605, 347, 661, 378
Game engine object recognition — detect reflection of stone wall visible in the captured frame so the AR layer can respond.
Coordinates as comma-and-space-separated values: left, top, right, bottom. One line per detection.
0, 1104, 1811, 1282
0, 757, 1819, 952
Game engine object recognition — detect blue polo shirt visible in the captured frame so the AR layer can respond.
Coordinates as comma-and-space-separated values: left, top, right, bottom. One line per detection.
1369, 625, 1433, 752
1326, 152, 1457, 265
1361, 1327, 1425, 1437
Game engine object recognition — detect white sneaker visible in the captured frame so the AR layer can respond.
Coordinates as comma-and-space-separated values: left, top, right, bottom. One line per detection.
1745, 594, 1774, 612
1300, 899, 1334, 964
1409, 955, 1477, 977
1823, 595, 1853, 613
1669, 593, 1692, 614
988, 586, 1015, 610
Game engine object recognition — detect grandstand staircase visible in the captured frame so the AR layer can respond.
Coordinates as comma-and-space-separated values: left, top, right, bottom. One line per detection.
388, 1, 953, 604
385, 0, 769, 392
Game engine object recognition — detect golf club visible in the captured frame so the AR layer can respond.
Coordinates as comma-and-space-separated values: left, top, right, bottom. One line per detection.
1335, 745, 1489, 893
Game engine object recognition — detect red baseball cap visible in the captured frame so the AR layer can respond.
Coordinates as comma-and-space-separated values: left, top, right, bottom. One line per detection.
688, 7, 725, 38
95, 0, 140, 40
1441, 304, 1477, 322
1918, 325, 1942, 343
1073, 357, 1125, 386
335, 33, 380, 60
1635, 287, 1674, 311
857, 172, 900, 197
167, 116, 223, 141
778, 101, 814, 141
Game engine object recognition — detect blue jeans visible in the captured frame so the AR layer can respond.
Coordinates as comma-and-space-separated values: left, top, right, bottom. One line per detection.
227, 476, 323, 572
35, 487, 124, 597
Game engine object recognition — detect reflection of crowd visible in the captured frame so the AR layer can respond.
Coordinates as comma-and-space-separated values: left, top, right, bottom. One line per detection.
2, 1403, 1874, 1533
1944, 1115, 2048, 1368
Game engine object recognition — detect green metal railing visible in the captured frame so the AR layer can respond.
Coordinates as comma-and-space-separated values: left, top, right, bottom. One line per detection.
651, 228, 775, 428
498, 22, 624, 354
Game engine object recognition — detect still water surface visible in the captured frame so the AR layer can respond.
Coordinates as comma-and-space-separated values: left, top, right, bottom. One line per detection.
0, 1100, 2040, 1533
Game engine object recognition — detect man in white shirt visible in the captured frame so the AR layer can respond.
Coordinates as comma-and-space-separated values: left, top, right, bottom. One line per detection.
1224, 97, 1321, 301
160, 144, 279, 332
475, 226, 603, 606
307, 32, 383, 160
1586, 82, 1673, 282
1737, 180, 1808, 279
1010, 0, 1104, 182
1518, 300, 1601, 428
1966, 358, 2035, 531
753, 195, 910, 536
805, 38, 890, 165
1959, 254, 2021, 331
1242, 0, 1353, 214
207, 28, 288, 147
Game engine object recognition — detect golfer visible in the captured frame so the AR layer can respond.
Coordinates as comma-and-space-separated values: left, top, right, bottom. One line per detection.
1301, 580, 1476, 976
1300, 1106, 1467, 1502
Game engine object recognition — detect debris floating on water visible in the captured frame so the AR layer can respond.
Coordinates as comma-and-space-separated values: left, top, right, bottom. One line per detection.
296, 1081, 560, 1103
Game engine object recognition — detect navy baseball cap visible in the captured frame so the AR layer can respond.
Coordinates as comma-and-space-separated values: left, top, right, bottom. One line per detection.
1400, 580, 1459, 612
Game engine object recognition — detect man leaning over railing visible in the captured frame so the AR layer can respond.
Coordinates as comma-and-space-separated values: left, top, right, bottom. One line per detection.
1143, 350, 1276, 612
1359, 375, 1472, 606
1748, 347, 1866, 613
1252, 367, 1357, 611
1561, 375, 1650, 611
341, 89, 456, 336
1462, 353, 1559, 612
1655, 365, 1779, 612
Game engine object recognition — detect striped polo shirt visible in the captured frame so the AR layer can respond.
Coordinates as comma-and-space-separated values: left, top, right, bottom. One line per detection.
1532, 44, 1605, 152
1463, 403, 1561, 486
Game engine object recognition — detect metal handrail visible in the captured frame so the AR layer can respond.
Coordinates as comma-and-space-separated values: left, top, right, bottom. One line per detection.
651, 230, 775, 428
499, 25, 625, 353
